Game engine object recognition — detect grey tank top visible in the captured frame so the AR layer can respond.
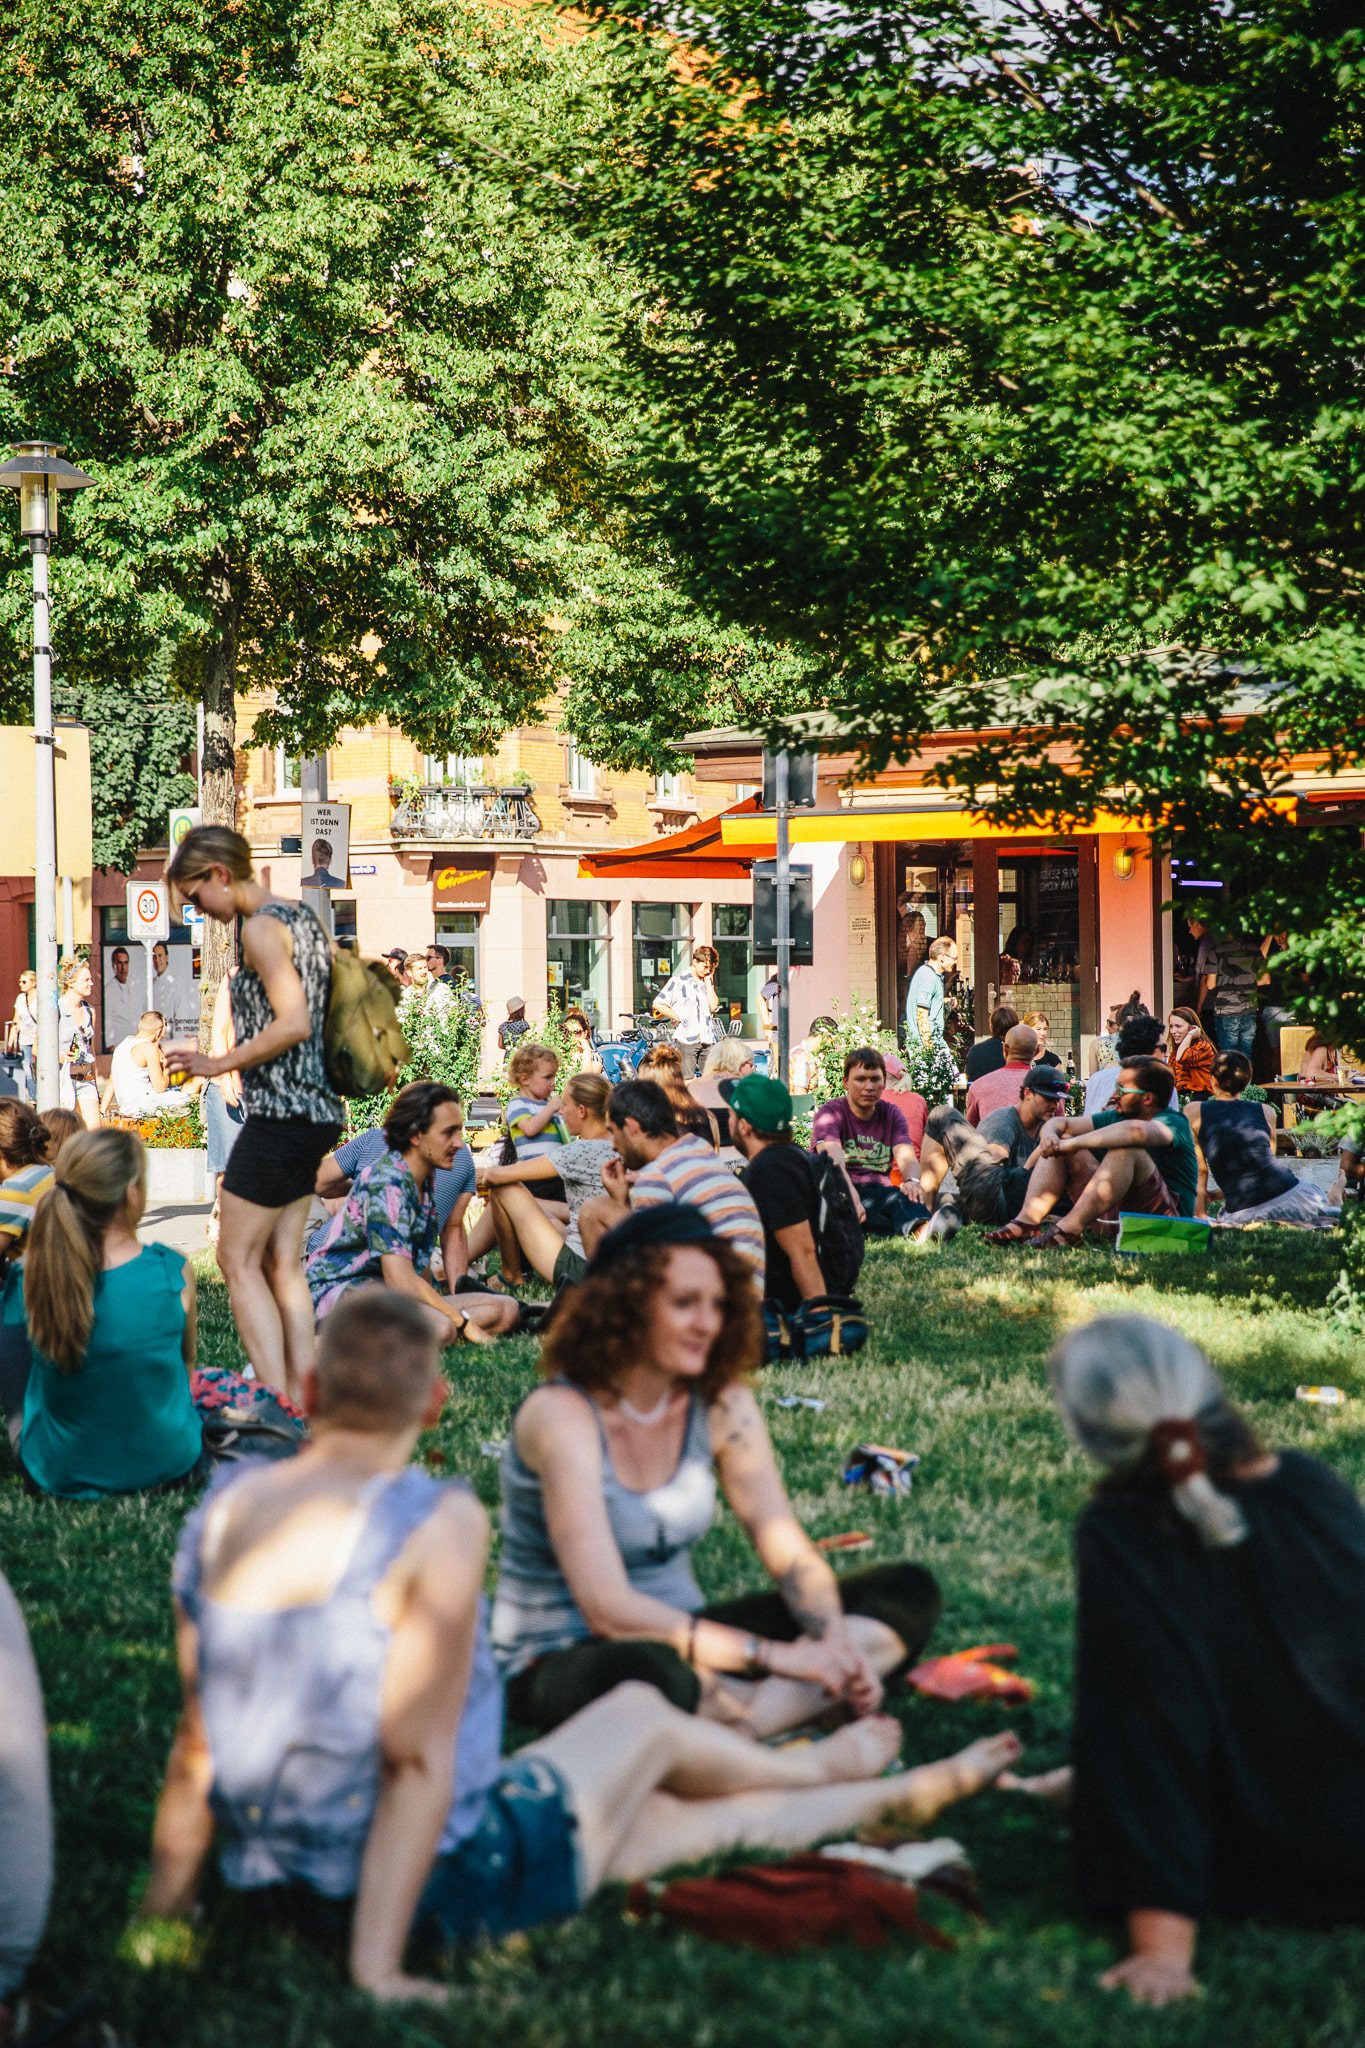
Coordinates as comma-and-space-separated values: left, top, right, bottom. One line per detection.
490, 1383, 717, 1675
230, 900, 341, 1123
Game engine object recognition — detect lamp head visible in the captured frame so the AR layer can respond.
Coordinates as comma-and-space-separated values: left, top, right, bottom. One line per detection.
0, 442, 95, 539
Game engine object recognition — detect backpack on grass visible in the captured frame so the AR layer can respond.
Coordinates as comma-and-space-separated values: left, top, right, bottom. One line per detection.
809, 1152, 865, 1296
324, 950, 408, 1098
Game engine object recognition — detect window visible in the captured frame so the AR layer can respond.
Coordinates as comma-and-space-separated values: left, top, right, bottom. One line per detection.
712, 904, 758, 1030
332, 899, 358, 951
434, 912, 479, 994
565, 742, 597, 796
547, 900, 610, 1027
274, 746, 302, 792
733, 783, 759, 801
654, 770, 686, 806
632, 902, 688, 1016
424, 753, 485, 786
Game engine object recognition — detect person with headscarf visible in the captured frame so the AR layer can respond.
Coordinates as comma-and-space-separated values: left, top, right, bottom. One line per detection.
1006, 1315, 1365, 2006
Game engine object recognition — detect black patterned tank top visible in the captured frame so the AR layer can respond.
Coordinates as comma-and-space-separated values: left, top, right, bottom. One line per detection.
229, 901, 341, 1123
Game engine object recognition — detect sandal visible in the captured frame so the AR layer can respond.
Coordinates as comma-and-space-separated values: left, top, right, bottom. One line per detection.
1032, 1222, 1083, 1249
983, 1221, 1040, 1246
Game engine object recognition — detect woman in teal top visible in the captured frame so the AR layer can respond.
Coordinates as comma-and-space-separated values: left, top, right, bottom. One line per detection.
14, 1129, 202, 1499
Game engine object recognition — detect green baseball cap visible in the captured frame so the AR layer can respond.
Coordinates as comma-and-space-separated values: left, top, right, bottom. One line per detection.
720, 1073, 793, 1137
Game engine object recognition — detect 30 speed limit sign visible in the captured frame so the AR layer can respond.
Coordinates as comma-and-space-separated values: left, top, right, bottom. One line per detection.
126, 880, 170, 944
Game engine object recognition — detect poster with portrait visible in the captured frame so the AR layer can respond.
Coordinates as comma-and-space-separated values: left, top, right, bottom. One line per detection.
300, 801, 351, 890
102, 937, 199, 1047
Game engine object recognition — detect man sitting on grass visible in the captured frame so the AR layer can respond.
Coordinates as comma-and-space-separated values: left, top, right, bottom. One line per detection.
985, 1057, 1198, 1248
919, 1064, 1069, 1237
576, 1079, 764, 1284
724, 1073, 827, 1315
811, 1048, 928, 1239
306, 1083, 518, 1342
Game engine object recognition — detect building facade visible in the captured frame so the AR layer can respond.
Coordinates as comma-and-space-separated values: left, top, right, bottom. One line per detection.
91, 702, 758, 1065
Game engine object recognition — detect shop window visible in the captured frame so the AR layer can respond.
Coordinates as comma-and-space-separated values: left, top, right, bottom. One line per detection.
434, 911, 480, 994
332, 899, 358, 951
712, 904, 758, 1031
547, 900, 610, 1027
632, 902, 688, 1017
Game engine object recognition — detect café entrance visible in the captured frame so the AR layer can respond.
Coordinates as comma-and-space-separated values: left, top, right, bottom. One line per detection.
876, 837, 1100, 1060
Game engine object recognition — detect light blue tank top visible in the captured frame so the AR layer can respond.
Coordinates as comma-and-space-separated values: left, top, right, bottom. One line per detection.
173, 1464, 503, 1899
491, 1383, 717, 1676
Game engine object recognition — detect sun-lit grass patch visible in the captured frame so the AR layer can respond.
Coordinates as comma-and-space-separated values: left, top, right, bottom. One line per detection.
0, 1226, 1359, 2046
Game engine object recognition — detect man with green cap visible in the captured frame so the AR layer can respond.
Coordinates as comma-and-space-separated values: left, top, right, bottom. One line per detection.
720, 1074, 826, 1314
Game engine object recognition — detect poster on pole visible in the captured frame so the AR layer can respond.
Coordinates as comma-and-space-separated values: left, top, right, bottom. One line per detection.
300, 801, 351, 889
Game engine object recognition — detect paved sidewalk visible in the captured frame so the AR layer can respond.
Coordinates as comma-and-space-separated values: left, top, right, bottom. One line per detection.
141, 1199, 215, 1259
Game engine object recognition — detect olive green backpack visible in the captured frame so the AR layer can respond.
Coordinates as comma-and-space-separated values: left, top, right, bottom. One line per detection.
324, 950, 409, 1097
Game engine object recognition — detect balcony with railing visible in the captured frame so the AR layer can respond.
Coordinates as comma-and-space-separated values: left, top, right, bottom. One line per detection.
390, 782, 541, 843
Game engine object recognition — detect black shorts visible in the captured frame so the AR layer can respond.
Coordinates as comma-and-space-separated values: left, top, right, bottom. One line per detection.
222, 1115, 343, 1210
532, 1175, 567, 1205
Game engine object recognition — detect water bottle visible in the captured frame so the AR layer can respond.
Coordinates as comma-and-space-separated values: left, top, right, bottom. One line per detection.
1296, 1385, 1347, 1406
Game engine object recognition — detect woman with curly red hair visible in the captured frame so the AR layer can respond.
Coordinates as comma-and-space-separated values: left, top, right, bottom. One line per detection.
491, 1205, 939, 1735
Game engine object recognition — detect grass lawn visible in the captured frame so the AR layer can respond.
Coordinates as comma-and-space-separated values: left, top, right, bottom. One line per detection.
3, 1230, 1364, 2048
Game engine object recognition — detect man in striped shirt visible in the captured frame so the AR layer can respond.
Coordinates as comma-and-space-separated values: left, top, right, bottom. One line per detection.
577, 1078, 764, 1289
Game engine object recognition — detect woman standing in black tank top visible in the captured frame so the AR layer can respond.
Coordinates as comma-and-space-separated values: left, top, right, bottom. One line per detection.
165, 826, 341, 1402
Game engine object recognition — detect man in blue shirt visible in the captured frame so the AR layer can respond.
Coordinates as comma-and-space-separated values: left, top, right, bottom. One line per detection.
312, 1103, 477, 1281
906, 937, 956, 1051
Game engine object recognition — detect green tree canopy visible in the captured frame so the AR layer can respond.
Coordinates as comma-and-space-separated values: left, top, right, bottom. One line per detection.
471, 0, 1365, 1025
0, 0, 800, 918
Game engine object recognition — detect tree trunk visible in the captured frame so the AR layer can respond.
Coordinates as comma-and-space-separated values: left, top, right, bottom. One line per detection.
197, 557, 245, 1046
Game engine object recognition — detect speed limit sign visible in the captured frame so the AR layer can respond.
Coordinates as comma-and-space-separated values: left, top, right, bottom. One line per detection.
126, 880, 170, 944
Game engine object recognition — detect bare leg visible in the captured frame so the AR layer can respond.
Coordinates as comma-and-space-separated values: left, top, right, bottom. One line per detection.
216, 1191, 290, 1391
452, 1293, 522, 1343
605, 1732, 1023, 1883
523, 1683, 903, 1891
262, 1193, 318, 1405
489, 1184, 568, 1286
699, 1616, 905, 1739
1013, 1151, 1074, 1228
917, 1132, 952, 1208
1049, 1147, 1158, 1238
488, 1192, 526, 1288
578, 1194, 626, 1260
463, 1202, 499, 1264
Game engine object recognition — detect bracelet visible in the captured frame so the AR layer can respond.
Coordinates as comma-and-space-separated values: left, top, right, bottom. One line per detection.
685, 1615, 698, 1665
743, 1632, 769, 1678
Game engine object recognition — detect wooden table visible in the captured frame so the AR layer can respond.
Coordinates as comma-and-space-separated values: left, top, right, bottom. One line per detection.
1258, 1080, 1365, 1128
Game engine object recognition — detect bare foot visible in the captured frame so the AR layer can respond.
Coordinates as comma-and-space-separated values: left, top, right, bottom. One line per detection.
1000, 1765, 1072, 1808
816, 1714, 903, 1782
877, 1731, 1023, 1830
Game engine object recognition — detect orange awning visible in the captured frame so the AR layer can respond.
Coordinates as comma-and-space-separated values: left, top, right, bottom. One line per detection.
578, 797, 761, 880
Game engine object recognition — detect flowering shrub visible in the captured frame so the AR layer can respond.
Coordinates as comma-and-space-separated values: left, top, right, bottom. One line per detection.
106, 1107, 203, 1149
808, 1001, 900, 1102
347, 986, 484, 1134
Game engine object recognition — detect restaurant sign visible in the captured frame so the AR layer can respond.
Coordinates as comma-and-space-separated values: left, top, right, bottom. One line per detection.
430, 856, 494, 914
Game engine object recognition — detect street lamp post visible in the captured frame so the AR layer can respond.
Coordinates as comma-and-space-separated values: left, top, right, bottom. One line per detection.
0, 442, 94, 1109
